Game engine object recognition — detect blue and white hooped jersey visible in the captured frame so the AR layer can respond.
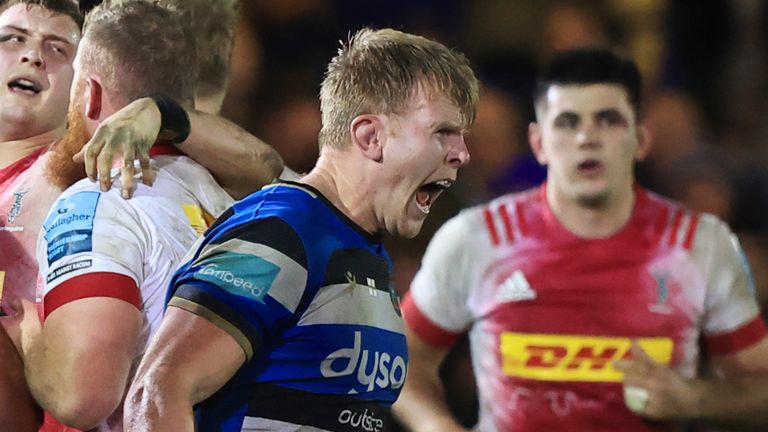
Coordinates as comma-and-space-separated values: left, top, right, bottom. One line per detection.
167, 182, 407, 432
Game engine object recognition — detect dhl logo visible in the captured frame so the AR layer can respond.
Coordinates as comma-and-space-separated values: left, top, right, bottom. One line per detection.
500, 332, 673, 382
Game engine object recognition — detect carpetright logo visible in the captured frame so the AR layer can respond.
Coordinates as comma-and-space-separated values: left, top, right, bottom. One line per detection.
320, 331, 407, 393
337, 408, 384, 432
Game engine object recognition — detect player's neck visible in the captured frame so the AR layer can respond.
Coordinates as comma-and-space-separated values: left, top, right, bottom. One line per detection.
0, 127, 63, 169
302, 154, 377, 235
547, 183, 636, 239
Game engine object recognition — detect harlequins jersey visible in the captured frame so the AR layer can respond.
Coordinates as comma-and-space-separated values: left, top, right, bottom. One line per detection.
403, 185, 766, 432
0, 147, 58, 303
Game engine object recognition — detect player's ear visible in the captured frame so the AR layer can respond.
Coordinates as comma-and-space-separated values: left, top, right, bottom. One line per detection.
84, 76, 102, 120
634, 123, 652, 161
529, 122, 547, 165
351, 114, 384, 162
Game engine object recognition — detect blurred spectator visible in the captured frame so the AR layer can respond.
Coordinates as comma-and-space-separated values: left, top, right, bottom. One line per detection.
220, 18, 263, 130
455, 86, 544, 205
638, 90, 736, 222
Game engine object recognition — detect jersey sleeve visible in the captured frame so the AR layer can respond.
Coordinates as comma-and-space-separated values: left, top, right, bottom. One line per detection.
402, 211, 474, 347
695, 215, 767, 355
37, 190, 144, 320
167, 217, 308, 361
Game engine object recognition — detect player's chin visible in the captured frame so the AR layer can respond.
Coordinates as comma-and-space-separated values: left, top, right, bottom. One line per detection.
575, 187, 610, 208
394, 215, 426, 239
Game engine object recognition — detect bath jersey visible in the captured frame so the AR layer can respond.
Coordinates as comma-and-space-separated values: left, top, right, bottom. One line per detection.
167, 182, 407, 432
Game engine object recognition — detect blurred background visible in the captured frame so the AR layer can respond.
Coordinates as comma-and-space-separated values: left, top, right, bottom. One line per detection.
221, 0, 768, 428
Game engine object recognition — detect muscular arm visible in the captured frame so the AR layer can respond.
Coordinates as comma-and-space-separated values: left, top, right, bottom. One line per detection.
77, 97, 284, 200
177, 110, 284, 199
0, 325, 40, 431
23, 296, 141, 430
125, 306, 246, 432
393, 325, 469, 432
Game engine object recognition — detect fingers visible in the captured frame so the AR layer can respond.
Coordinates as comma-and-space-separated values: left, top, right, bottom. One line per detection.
630, 341, 654, 363
139, 154, 154, 187
121, 146, 137, 199
82, 127, 108, 181
97, 150, 115, 192
72, 147, 85, 164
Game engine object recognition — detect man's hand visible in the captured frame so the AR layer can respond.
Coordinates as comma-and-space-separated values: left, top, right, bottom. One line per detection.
0, 297, 41, 358
614, 342, 703, 420
73, 97, 161, 199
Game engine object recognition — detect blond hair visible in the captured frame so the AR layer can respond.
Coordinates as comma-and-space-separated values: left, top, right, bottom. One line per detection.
319, 28, 479, 150
79, 0, 197, 105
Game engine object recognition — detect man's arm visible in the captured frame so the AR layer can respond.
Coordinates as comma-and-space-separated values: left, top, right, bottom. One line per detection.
125, 306, 245, 432
393, 325, 470, 432
22, 296, 141, 430
616, 337, 768, 426
0, 323, 40, 431
178, 109, 284, 198
75, 97, 284, 199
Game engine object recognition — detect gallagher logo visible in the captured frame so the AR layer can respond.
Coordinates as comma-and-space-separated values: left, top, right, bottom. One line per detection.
499, 333, 673, 382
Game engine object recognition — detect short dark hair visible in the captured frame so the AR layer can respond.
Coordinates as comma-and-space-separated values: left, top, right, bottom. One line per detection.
0, 0, 84, 29
80, 0, 197, 105
533, 47, 642, 115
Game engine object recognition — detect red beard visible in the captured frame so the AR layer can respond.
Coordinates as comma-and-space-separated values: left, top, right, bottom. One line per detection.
45, 97, 89, 190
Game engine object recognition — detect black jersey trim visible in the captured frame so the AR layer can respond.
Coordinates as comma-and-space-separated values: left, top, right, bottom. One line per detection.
277, 181, 383, 244
171, 284, 264, 361
246, 383, 389, 432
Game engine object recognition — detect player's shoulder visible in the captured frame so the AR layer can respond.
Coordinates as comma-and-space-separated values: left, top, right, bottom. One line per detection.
640, 188, 734, 249
52, 178, 123, 213
458, 188, 538, 222
236, 181, 349, 237
238, 182, 318, 216
443, 187, 542, 245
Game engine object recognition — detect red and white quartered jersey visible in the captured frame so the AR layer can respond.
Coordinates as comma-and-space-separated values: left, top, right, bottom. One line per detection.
402, 185, 766, 432
35, 153, 232, 432
0, 147, 60, 304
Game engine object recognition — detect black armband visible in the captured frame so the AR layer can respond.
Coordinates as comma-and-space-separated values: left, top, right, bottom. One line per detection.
150, 95, 191, 144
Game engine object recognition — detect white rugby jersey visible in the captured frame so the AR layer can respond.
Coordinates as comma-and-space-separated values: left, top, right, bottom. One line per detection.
35, 152, 232, 431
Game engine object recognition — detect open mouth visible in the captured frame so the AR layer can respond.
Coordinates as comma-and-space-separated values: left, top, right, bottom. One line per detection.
415, 179, 453, 214
8, 77, 42, 95
577, 159, 603, 175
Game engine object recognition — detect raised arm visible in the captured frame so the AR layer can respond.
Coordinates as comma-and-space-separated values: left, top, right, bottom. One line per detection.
393, 325, 469, 432
75, 97, 284, 199
125, 306, 245, 432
